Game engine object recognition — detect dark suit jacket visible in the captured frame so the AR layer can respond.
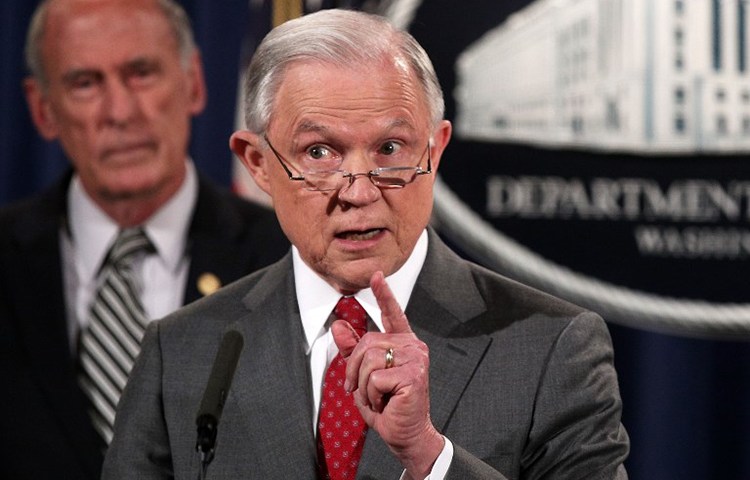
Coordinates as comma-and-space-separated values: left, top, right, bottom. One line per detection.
0, 172, 289, 480
103, 230, 629, 480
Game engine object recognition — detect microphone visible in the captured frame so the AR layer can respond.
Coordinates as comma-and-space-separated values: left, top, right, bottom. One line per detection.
195, 330, 244, 467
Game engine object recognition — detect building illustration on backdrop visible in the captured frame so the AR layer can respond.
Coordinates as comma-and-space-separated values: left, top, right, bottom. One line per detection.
455, 0, 750, 153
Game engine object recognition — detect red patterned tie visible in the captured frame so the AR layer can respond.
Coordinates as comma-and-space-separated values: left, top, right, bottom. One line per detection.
317, 296, 369, 480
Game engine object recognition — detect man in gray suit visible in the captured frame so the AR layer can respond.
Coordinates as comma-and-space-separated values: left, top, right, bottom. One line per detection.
104, 9, 629, 479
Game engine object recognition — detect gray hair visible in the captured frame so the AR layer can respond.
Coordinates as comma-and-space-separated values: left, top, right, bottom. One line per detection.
25, 0, 197, 87
242, 9, 444, 133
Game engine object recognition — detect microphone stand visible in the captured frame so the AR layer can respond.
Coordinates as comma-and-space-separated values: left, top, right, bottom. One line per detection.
196, 415, 217, 480
193, 330, 243, 480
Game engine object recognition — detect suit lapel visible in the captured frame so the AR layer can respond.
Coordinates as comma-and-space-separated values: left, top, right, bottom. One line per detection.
183, 178, 251, 303
229, 258, 319, 477
182, 175, 290, 304
358, 231, 492, 478
409, 233, 493, 433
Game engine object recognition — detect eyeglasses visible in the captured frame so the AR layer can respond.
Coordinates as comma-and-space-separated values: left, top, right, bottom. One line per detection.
264, 135, 432, 192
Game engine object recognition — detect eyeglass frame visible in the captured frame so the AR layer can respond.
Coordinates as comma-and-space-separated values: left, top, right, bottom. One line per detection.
263, 134, 432, 191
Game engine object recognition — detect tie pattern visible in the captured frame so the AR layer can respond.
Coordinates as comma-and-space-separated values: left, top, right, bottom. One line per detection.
78, 228, 153, 444
318, 297, 369, 480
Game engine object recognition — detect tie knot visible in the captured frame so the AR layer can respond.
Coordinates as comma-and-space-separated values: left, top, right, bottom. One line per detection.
334, 296, 367, 336
107, 228, 153, 268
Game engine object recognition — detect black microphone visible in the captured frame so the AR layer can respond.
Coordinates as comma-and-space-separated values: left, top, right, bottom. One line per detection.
195, 330, 244, 467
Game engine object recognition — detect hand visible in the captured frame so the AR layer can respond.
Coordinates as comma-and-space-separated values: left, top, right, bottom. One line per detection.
331, 271, 445, 479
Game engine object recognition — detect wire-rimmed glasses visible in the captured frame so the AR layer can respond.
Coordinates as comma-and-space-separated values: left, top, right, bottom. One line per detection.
264, 135, 432, 192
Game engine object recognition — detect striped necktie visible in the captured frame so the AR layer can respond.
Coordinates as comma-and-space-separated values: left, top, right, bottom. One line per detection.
317, 296, 369, 480
78, 228, 153, 445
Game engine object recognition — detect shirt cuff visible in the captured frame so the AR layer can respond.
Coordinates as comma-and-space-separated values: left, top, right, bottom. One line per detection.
398, 436, 454, 480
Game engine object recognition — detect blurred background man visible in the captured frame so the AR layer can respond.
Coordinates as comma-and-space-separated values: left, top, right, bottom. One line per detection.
0, 1, 288, 478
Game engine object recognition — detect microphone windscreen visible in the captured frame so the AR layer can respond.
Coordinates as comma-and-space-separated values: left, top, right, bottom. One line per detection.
196, 330, 244, 422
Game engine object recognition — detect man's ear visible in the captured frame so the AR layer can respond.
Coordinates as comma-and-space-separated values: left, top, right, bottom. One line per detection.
428, 119, 452, 173
186, 51, 207, 116
230, 130, 271, 195
23, 77, 60, 140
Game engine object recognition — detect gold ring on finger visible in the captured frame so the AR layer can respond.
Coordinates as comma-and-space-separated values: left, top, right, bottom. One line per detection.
385, 347, 394, 369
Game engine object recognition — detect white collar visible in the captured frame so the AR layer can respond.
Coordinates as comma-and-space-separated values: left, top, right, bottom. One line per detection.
293, 230, 429, 354
67, 160, 198, 282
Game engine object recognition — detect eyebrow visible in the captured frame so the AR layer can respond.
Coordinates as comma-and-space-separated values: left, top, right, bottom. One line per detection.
294, 121, 329, 135
122, 57, 161, 70
59, 56, 161, 83
385, 118, 413, 130
293, 118, 415, 136
61, 68, 100, 85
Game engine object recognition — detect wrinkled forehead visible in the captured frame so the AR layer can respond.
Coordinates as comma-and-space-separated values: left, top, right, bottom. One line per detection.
41, 0, 177, 73
274, 55, 425, 110
269, 58, 430, 135
43, 0, 173, 50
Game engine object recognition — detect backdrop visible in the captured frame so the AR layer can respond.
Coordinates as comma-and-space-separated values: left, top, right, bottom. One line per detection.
1, 1, 748, 478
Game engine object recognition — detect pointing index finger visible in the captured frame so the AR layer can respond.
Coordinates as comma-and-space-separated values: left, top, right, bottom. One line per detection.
370, 271, 413, 334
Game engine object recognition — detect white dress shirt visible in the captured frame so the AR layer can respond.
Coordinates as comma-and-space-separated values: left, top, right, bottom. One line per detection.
62, 161, 198, 351
292, 229, 453, 479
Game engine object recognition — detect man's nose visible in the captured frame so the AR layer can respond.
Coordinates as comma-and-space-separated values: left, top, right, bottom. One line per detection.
102, 79, 139, 125
337, 152, 381, 206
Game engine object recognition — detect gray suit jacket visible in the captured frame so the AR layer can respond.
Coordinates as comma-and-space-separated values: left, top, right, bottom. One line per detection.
103, 230, 629, 480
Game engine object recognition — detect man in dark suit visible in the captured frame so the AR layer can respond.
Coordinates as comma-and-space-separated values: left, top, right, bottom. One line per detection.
104, 9, 629, 480
0, 1, 288, 479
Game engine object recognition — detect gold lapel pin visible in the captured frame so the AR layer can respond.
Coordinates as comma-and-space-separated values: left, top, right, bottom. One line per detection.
197, 272, 221, 296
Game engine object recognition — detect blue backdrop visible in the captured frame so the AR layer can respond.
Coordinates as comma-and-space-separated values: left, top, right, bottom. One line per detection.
1, 1, 748, 479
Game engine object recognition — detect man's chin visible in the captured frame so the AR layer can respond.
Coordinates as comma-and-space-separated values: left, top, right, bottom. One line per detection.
96, 178, 163, 203
330, 260, 400, 294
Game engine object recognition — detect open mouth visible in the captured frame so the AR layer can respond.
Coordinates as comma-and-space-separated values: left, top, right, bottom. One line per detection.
336, 228, 383, 241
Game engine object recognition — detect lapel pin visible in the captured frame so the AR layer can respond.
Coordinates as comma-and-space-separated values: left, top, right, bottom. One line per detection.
197, 272, 221, 296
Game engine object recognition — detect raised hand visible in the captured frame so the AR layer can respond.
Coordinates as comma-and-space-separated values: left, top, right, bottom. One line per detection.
330, 271, 445, 479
